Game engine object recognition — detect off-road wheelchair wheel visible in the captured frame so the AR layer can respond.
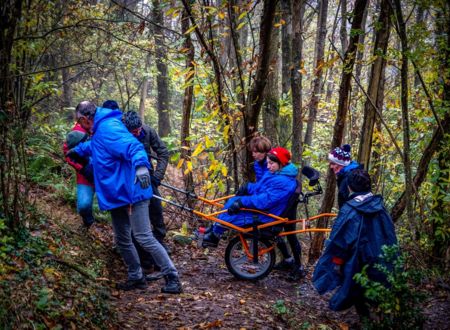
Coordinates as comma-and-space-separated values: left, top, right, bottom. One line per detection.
225, 236, 275, 280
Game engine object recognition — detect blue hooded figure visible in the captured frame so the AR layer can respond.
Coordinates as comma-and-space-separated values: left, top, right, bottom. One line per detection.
313, 169, 397, 315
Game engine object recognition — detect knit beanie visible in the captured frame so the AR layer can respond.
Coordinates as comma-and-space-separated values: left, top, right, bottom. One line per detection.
66, 131, 88, 149
123, 111, 142, 131
348, 169, 371, 192
268, 147, 291, 166
328, 144, 351, 166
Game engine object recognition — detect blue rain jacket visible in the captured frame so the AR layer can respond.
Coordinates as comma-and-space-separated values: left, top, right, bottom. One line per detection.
218, 163, 298, 224
253, 158, 269, 182
312, 193, 397, 311
336, 161, 362, 208
74, 107, 152, 210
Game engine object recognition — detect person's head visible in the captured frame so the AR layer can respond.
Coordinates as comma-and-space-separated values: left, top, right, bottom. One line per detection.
267, 147, 291, 173
66, 131, 88, 149
123, 111, 143, 137
249, 136, 272, 162
75, 101, 96, 133
328, 144, 351, 175
102, 100, 120, 110
347, 169, 371, 194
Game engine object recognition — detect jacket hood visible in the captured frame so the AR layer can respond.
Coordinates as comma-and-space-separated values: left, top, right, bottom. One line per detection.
93, 107, 123, 133
340, 160, 361, 174
276, 163, 298, 177
346, 194, 385, 214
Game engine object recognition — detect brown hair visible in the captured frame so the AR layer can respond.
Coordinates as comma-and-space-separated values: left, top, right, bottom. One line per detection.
249, 136, 272, 153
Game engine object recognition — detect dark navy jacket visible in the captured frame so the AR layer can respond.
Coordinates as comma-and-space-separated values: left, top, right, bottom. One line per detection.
336, 161, 362, 208
312, 193, 397, 311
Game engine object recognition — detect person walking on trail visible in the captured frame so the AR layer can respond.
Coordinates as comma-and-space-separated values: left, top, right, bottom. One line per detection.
328, 144, 363, 208
312, 169, 397, 317
63, 115, 95, 228
202, 147, 298, 248
121, 110, 170, 253
69, 101, 181, 293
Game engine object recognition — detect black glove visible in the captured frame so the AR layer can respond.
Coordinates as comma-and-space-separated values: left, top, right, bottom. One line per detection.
80, 163, 94, 183
227, 199, 243, 215
151, 176, 161, 187
235, 183, 248, 196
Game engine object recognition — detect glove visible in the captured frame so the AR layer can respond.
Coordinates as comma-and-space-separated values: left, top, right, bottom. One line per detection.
227, 199, 243, 215
80, 163, 94, 183
65, 149, 79, 159
151, 176, 161, 187
235, 183, 248, 196
135, 166, 151, 189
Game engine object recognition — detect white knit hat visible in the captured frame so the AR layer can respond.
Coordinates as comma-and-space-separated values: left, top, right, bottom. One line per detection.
328, 144, 351, 166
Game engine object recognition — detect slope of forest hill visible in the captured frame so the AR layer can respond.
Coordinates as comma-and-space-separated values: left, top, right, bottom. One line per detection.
0, 170, 447, 329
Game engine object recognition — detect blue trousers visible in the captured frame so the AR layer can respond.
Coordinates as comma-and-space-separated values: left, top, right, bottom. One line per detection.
110, 200, 178, 280
77, 184, 94, 226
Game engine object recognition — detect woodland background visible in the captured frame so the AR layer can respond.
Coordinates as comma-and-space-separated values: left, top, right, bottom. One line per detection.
0, 0, 449, 328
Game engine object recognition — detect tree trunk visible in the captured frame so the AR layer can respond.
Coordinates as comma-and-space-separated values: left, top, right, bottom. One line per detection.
304, 0, 329, 151
263, 15, 280, 145
357, 0, 391, 169
243, 0, 278, 178
139, 53, 151, 119
340, 0, 348, 54
180, 9, 194, 193
290, 0, 305, 164
392, 0, 414, 224
309, 0, 368, 263
153, 0, 171, 137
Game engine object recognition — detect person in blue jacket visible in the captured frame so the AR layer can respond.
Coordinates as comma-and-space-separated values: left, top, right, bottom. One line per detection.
328, 144, 363, 208
69, 101, 181, 294
312, 169, 397, 317
202, 147, 298, 247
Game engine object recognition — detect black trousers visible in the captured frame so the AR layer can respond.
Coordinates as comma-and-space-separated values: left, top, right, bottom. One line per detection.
132, 181, 167, 268
277, 222, 302, 265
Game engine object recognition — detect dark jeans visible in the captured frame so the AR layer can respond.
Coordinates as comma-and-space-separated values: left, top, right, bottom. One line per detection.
277, 222, 302, 265
133, 182, 167, 268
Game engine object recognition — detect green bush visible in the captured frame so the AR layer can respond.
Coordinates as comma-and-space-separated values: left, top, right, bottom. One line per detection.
353, 245, 425, 329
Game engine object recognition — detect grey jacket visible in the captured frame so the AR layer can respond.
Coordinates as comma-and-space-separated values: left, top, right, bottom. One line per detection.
140, 124, 169, 181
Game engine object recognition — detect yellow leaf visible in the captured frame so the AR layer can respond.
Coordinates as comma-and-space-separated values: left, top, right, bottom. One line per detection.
221, 166, 228, 177
192, 143, 204, 157
194, 84, 201, 97
205, 136, 214, 148
218, 11, 225, 19
187, 160, 193, 172
236, 22, 246, 31
177, 158, 184, 169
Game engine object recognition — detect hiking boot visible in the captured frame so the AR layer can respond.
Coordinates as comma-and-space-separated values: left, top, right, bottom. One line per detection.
288, 265, 306, 281
201, 232, 220, 248
161, 274, 182, 294
274, 259, 295, 271
117, 276, 148, 291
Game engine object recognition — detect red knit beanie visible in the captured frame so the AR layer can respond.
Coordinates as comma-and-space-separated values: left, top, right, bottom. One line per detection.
268, 147, 291, 166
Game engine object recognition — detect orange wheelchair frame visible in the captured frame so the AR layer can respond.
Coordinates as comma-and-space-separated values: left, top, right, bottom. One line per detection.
158, 166, 336, 280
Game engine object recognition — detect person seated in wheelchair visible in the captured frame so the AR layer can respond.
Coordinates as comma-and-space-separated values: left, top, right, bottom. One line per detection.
202, 147, 298, 248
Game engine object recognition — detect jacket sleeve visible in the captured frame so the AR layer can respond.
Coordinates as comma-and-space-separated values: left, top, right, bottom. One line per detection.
239, 177, 291, 211
73, 140, 92, 157
146, 126, 169, 181
104, 122, 150, 170
326, 209, 361, 262
63, 141, 83, 171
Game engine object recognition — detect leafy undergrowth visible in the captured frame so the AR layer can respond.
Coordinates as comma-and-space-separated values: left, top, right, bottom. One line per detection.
0, 186, 115, 329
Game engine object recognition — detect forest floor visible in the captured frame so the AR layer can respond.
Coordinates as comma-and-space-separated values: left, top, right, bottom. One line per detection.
32, 166, 450, 330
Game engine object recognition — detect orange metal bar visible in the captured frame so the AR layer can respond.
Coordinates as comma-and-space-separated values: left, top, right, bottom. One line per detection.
278, 228, 331, 236
239, 234, 275, 259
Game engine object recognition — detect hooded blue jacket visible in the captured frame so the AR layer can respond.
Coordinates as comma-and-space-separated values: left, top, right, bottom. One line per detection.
219, 163, 298, 224
74, 107, 152, 210
336, 161, 362, 208
312, 193, 397, 311
253, 158, 269, 182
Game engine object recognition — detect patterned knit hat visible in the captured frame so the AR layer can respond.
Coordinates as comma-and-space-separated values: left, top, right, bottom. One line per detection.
268, 147, 291, 166
328, 144, 351, 166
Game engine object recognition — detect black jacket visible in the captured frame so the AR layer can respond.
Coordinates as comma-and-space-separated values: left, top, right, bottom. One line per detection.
139, 124, 169, 181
